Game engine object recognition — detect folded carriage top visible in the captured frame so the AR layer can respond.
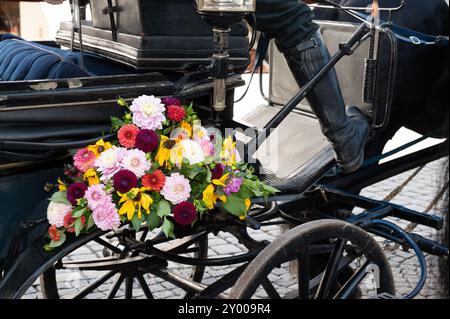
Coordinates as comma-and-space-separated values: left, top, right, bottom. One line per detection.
56, 0, 251, 72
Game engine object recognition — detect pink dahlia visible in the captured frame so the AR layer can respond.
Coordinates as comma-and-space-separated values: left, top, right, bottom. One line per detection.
173, 201, 197, 226
130, 95, 166, 130
161, 173, 191, 205
95, 147, 127, 182
118, 124, 140, 148
113, 170, 138, 193
67, 182, 88, 205
122, 149, 151, 178
85, 184, 111, 211
135, 129, 159, 153
73, 148, 96, 173
194, 127, 215, 157
92, 202, 121, 231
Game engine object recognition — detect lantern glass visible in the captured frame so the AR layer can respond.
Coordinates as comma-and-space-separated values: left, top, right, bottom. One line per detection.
196, 0, 256, 13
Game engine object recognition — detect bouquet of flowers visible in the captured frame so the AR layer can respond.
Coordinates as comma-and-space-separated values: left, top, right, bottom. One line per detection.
45, 95, 278, 250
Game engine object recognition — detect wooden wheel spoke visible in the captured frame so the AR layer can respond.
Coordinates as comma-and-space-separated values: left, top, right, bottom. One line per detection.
107, 273, 125, 299
334, 260, 371, 299
125, 276, 134, 299
73, 270, 117, 299
298, 245, 310, 299
137, 275, 154, 299
94, 238, 122, 254
261, 278, 281, 299
139, 229, 149, 242
315, 239, 347, 299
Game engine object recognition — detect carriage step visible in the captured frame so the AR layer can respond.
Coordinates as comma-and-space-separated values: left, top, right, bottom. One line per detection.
376, 293, 400, 299
239, 104, 330, 180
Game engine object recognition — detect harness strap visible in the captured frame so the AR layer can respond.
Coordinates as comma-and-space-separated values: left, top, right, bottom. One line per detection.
388, 24, 449, 47
349, 10, 449, 47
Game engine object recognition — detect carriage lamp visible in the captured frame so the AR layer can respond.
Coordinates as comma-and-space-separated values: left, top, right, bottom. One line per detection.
196, 0, 256, 113
196, 0, 256, 13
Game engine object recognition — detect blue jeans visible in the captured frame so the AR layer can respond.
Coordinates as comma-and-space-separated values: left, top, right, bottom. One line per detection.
254, 0, 319, 51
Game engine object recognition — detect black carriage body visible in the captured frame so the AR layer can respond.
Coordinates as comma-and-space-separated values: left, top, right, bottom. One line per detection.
0, 1, 448, 299
55, 0, 250, 72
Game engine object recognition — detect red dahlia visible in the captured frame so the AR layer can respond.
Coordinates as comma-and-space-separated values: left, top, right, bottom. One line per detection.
48, 225, 61, 242
113, 170, 138, 193
135, 129, 159, 153
161, 97, 181, 107
118, 124, 140, 148
173, 202, 197, 226
142, 170, 166, 192
211, 164, 225, 180
167, 105, 186, 122
63, 213, 86, 233
67, 182, 88, 205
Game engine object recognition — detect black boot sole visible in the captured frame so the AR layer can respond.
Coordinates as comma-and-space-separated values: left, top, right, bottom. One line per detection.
339, 149, 365, 174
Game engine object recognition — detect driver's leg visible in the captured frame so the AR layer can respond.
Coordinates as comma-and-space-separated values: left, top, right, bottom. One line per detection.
254, 0, 369, 173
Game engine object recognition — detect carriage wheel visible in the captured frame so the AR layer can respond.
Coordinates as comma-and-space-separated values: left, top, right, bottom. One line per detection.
37, 228, 208, 299
230, 220, 395, 299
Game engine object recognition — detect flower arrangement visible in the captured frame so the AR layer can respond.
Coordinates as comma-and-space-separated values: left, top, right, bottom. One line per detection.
44, 96, 278, 250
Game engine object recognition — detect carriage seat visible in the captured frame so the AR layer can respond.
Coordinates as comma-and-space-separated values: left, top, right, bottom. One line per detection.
0, 34, 136, 81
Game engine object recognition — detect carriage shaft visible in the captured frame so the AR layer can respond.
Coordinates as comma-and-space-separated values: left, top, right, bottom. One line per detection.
317, 185, 444, 230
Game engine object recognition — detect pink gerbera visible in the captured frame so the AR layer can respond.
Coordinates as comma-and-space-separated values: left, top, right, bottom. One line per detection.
161, 173, 191, 205
73, 148, 96, 173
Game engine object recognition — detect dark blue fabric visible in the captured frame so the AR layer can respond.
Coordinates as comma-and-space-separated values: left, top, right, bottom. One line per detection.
0, 33, 136, 81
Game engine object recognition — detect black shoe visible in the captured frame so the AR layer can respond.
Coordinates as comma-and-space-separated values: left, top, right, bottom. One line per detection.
283, 31, 369, 173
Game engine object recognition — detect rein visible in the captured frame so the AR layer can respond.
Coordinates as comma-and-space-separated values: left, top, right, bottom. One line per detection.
319, 0, 449, 47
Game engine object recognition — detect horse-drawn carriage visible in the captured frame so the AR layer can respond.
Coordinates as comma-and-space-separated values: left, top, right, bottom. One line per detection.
0, 0, 448, 299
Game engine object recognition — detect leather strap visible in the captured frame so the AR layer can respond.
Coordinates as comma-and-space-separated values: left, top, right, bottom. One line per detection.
295, 37, 321, 53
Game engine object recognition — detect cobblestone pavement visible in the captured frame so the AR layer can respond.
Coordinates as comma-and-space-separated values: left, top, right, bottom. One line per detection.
22, 159, 448, 299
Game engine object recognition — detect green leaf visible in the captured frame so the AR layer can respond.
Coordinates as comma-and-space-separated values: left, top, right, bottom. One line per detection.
87, 214, 95, 230
188, 165, 204, 179
157, 200, 171, 218
44, 244, 54, 252
49, 233, 67, 248
50, 191, 70, 205
147, 212, 161, 231
71, 207, 87, 218
242, 179, 263, 197
110, 116, 125, 131
75, 218, 83, 236
205, 166, 212, 183
162, 218, 175, 239
131, 213, 143, 232
222, 194, 247, 218
262, 183, 280, 195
